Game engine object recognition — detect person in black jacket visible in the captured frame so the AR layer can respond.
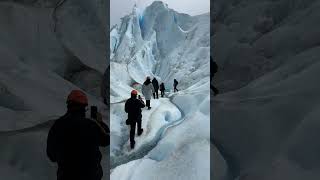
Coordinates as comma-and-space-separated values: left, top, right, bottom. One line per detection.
160, 82, 165, 97
152, 77, 159, 99
173, 79, 179, 92
125, 90, 145, 149
47, 90, 109, 180
210, 56, 219, 96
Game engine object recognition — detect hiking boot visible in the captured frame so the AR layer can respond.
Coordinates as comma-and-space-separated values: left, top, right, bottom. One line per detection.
138, 128, 143, 136
130, 141, 135, 149
148, 107, 151, 110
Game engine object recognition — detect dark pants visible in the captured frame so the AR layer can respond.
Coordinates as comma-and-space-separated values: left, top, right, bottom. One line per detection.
146, 100, 150, 107
130, 119, 142, 145
174, 86, 178, 92
153, 90, 159, 99
160, 90, 165, 97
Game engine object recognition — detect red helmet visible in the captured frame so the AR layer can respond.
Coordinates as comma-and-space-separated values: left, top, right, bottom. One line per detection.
131, 90, 138, 95
67, 90, 88, 106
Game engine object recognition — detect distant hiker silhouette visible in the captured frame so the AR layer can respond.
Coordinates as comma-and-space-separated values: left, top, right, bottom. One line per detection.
47, 90, 110, 180
211, 56, 219, 96
125, 90, 145, 149
142, 76, 155, 110
152, 77, 159, 99
173, 79, 179, 92
160, 82, 165, 97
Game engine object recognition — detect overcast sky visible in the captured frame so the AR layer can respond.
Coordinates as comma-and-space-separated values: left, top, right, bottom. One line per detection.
111, 0, 210, 26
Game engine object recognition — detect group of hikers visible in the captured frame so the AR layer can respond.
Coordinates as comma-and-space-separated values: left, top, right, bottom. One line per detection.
45, 77, 181, 180
125, 76, 180, 149
46, 56, 219, 180
141, 76, 179, 110
125, 56, 219, 150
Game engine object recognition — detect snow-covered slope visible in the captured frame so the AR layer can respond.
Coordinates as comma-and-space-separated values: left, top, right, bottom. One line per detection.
0, 0, 108, 179
110, 1, 210, 180
212, 0, 320, 179
110, 1, 210, 102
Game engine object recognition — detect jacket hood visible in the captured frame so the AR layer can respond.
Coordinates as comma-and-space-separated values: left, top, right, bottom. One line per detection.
144, 79, 151, 85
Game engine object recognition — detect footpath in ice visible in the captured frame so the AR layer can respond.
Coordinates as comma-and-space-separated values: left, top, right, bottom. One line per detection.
123, 98, 181, 153
110, 96, 182, 167
110, 85, 210, 180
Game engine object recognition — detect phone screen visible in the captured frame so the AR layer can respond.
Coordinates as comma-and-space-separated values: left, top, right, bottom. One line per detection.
91, 106, 98, 120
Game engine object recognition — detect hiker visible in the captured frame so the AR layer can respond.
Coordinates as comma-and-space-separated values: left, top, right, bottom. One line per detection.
210, 56, 219, 96
152, 77, 159, 99
160, 82, 165, 97
125, 90, 145, 149
173, 79, 179, 92
142, 76, 155, 110
47, 90, 109, 180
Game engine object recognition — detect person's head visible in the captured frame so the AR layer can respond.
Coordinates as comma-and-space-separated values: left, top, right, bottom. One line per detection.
131, 90, 138, 98
145, 76, 151, 84
66, 90, 88, 114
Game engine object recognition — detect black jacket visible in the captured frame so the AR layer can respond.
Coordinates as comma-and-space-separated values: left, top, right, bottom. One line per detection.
160, 83, 165, 91
125, 97, 145, 121
47, 111, 109, 180
152, 78, 159, 90
174, 79, 178, 87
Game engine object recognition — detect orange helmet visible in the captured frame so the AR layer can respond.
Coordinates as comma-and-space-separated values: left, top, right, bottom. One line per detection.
131, 90, 138, 95
67, 90, 88, 106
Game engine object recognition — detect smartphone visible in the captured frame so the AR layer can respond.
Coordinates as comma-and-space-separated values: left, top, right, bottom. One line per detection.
91, 106, 98, 120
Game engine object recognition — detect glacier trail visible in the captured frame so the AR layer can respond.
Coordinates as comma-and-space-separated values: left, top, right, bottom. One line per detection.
110, 96, 185, 169
109, 2, 210, 179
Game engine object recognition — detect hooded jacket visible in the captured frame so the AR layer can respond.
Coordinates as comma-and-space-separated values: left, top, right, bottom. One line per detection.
142, 79, 155, 100
160, 83, 165, 91
152, 78, 159, 91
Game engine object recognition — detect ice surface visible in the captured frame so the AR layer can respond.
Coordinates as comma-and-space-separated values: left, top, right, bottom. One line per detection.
111, 94, 210, 180
0, 0, 108, 179
212, 0, 320, 179
110, 2, 210, 179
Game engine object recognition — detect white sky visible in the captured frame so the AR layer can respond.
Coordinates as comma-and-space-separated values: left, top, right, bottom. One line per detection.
111, 0, 210, 26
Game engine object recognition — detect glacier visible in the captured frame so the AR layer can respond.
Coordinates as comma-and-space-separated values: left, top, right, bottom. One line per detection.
0, 0, 108, 179
110, 1, 210, 180
212, 0, 320, 179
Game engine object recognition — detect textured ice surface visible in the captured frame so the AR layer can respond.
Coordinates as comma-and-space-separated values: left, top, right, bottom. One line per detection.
0, 0, 108, 179
110, 2, 210, 179
212, 0, 320, 179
